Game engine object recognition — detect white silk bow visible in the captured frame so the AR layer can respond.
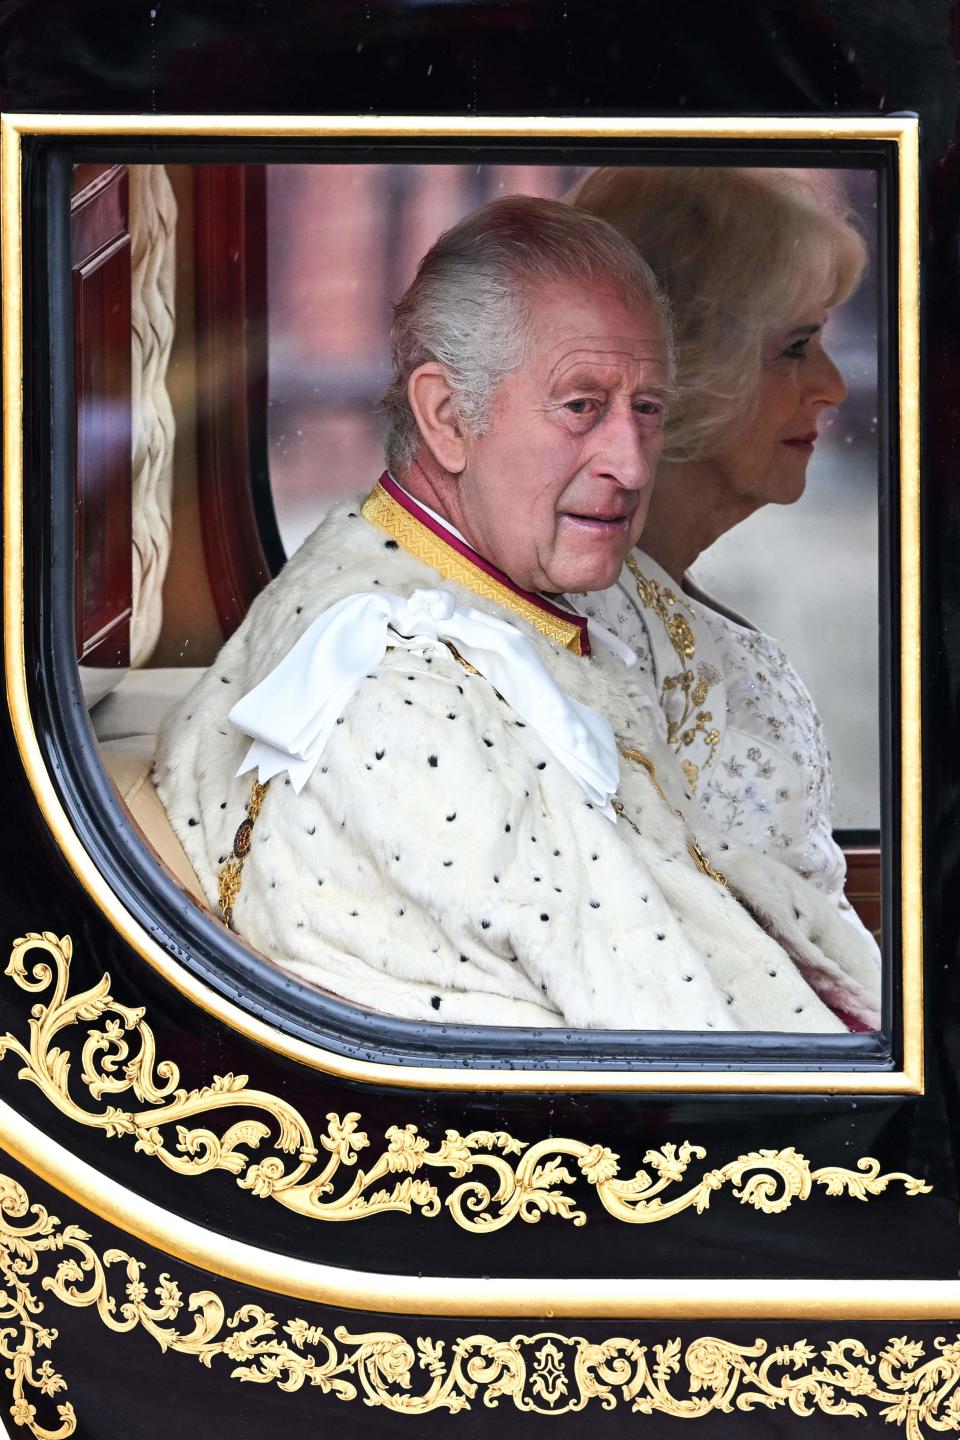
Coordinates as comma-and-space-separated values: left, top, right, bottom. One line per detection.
228, 587, 621, 820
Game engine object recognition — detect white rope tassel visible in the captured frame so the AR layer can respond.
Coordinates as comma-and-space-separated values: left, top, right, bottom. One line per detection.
129, 163, 178, 668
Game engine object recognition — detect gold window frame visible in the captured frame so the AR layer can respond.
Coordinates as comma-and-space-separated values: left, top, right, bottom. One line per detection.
0, 113, 922, 1097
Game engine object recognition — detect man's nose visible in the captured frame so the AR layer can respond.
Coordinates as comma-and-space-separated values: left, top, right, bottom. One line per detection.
594, 409, 655, 489
808, 346, 848, 408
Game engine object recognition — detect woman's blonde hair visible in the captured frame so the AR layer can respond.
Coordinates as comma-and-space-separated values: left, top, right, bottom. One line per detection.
569, 166, 867, 461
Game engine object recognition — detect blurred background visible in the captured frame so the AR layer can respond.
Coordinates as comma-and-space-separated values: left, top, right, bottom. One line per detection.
265, 163, 880, 831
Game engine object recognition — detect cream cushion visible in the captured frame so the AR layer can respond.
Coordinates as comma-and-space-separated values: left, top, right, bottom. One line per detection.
99, 735, 206, 903
92, 668, 207, 904
91, 666, 203, 741
97, 721, 355, 1007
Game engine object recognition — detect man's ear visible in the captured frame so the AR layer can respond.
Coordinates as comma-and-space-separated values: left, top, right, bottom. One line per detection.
407, 363, 467, 475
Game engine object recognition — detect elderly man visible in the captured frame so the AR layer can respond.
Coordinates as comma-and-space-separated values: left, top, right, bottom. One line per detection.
155, 196, 879, 1033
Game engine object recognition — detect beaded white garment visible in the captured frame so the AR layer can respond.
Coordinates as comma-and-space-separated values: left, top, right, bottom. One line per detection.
582, 550, 862, 927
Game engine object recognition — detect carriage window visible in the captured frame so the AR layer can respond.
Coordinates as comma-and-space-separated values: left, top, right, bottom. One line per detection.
266, 162, 881, 832
68, 149, 902, 1068
265, 162, 883, 936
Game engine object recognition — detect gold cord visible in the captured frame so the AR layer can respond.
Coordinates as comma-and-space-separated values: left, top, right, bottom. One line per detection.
616, 746, 727, 887
217, 779, 271, 928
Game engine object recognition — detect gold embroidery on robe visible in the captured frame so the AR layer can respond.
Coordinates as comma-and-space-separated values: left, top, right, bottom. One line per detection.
362, 481, 586, 654
625, 554, 721, 789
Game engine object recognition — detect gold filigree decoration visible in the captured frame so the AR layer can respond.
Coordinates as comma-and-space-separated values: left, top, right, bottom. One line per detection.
2, 1171, 960, 1433
0, 1174, 75, 1439
626, 554, 722, 790
0, 933, 931, 1233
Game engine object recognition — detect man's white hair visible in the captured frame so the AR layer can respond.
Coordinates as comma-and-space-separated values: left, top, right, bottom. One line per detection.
380, 194, 673, 472
570, 166, 868, 462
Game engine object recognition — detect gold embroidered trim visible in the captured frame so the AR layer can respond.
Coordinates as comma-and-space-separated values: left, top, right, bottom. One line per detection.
217, 779, 270, 928
625, 554, 721, 789
361, 481, 586, 654
0, 1167, 952, 1429
0, 933, 929, 1231
617, 747, 727, 886
442, 641, 480, 676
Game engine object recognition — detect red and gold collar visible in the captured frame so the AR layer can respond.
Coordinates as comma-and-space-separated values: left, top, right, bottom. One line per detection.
360, 473, 591, 656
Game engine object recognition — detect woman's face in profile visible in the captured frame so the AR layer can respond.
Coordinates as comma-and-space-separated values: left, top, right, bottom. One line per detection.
707, 307, 848, 508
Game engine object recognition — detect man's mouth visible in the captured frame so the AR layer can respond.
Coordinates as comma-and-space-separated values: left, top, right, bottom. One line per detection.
559, 512, 632, 530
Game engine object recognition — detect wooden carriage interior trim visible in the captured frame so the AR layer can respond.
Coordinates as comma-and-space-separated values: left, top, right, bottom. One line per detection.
843, 847, 882, 938
70, 162, 133, 668
193, 163, 273, 637
0, 112, 923, 1094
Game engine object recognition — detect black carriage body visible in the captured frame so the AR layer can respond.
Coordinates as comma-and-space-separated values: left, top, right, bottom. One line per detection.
1, 3, 959, 1437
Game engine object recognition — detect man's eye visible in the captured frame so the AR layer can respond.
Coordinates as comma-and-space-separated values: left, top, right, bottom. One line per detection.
633, 400, 663, 417
564, 398, 596, 414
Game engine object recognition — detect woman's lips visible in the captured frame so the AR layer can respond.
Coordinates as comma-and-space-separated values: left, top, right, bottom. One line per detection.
781, 433, 817, 451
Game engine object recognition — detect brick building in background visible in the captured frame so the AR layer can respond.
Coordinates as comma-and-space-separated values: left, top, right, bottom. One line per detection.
266, 164, 580, 549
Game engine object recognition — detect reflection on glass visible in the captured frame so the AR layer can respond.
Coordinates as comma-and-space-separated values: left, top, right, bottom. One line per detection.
266, 164, 880, 841
80, 158, 885, 1037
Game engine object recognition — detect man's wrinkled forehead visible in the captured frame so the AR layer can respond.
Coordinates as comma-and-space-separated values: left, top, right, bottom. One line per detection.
546, 338, 671, 392
517, 278, 671, 383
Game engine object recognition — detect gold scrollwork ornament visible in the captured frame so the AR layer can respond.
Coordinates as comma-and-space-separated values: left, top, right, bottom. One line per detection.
1, 1169, 960, 1435
0, 932, 931, 1232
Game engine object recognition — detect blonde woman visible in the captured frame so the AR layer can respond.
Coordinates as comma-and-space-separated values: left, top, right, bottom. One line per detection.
571, 166, 875, 955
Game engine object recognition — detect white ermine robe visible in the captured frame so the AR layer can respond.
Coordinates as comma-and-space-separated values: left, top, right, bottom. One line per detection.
154, 486, 880, 1033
